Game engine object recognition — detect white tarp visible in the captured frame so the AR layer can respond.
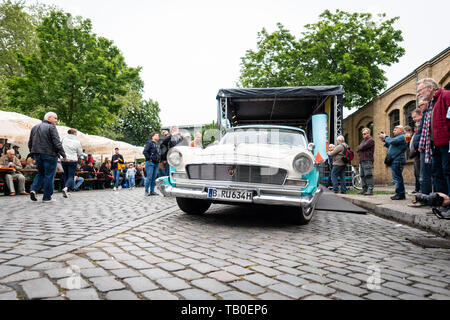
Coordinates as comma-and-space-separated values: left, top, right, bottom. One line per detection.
0, 111, 144, 162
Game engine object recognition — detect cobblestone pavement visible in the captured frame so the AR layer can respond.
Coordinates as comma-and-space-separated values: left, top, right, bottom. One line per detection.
0, 188, 449, 300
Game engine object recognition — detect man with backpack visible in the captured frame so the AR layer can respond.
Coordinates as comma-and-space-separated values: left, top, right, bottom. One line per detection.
327, 135, 348, 194
356, 128, 375, 195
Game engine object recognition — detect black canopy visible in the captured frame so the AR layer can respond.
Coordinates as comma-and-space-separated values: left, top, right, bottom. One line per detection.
216, 86, 344, 99
216, 86, 344, 129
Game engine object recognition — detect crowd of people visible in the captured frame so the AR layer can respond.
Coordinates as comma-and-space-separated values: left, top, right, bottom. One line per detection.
324, 78, 449, 218
1, 79, 447, 214
0, 115, 198, 202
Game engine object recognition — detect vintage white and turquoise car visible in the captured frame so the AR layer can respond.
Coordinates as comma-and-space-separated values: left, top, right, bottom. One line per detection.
156, 125, 322, 224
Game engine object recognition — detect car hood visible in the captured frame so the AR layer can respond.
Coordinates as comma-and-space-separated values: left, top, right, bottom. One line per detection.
203, 143, 302, 159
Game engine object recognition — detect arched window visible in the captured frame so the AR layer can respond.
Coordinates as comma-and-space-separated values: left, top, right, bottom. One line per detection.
367, 122, 374, 137
389, 110, 400, 135
404, 101, 416, 130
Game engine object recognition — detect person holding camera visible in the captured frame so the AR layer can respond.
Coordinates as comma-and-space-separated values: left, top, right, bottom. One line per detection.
379, 126, 407, 200
356, 128, 375, 195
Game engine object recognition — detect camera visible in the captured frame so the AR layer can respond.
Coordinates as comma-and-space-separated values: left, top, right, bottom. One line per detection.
412, 193, 445, 207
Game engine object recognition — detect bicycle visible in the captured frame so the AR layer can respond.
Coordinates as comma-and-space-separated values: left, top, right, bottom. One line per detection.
351, 165, 362, 190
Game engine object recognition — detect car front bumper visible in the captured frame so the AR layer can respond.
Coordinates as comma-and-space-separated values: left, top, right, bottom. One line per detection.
156, 178, 322, 208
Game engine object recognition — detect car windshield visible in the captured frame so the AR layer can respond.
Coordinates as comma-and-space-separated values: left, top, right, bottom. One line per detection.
220, 128, 307, 147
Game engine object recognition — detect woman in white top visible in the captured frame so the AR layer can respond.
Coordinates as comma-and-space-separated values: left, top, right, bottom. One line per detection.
61, 128, 83, 197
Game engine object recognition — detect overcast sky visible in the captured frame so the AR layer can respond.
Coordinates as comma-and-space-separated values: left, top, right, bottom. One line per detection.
26, 0, 450, 126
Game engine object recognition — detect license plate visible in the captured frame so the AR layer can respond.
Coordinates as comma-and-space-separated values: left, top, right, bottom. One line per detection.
208, 188, 253, 203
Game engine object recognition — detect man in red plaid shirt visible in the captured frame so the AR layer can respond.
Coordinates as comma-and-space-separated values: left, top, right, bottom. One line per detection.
417, 78, 450, 213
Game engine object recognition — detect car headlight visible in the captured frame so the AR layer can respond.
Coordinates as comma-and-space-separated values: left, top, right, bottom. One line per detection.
167, 149, 182, 167
293, 154, 313, 174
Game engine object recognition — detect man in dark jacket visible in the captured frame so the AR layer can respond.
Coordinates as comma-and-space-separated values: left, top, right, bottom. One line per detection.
159, 126, 184, 177
379, 126, 407, 200
143, 132, 160, 196
356, 128, 375, 195
28, 112, 66, 203
111, 148, 125, 191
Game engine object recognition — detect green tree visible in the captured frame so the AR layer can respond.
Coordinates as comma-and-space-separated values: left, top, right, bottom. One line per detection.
6, 10, 142, 134
0, 0, 36, 107
110, 96, 162, 146
201, 121, 218, 148
239, 10, 405, 109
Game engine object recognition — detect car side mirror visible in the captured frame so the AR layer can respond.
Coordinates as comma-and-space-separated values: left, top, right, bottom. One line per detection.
308, 143, 315, 152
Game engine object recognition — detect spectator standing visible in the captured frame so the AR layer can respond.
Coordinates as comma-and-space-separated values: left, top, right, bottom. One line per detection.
61, 128, 82, 198
0, 149, 28, 196
325, 144, 334, 189
417, 78, 450, 213
126, 163, 137, 190
189, 133, 202, 148
379, 126, 407, 200
416, 98, 433, 195
410, 108, 423, 194
28, 112, 66, 203
143, 132, 160, 196
111, 147, 125, 191
327, 136, 347, 194
160, 126, 183, 177
356, 128, 375, 195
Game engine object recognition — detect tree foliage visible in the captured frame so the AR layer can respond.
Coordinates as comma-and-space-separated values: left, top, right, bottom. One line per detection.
239, 10, 405, 109
109, 95, 162, 146
0, 0, 40, 107
201, 121, 218, 148
6, 10, 143, 134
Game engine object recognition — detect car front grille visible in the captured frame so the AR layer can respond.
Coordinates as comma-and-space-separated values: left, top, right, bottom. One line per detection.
186, 164, 287, 185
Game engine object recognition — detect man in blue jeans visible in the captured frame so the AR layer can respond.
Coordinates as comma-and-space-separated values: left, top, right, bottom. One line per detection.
379, 126, 407, 200
143, 132, 160, 196
327, 136, 347, 194
111, 148, 124, 191
28, 112, 66, 203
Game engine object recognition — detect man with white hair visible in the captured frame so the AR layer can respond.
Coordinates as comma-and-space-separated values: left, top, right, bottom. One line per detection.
327, 136, 348, 194
28, 112, 66, 203
417, 78, 450, 213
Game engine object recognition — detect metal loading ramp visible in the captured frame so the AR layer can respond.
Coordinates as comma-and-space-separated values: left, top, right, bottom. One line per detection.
316, 186, 367, 214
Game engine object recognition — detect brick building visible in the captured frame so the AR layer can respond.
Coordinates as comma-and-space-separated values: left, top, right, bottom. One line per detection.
343, 46, 450, 184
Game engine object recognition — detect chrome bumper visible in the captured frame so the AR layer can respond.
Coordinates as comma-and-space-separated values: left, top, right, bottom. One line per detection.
156, 179, 322, 208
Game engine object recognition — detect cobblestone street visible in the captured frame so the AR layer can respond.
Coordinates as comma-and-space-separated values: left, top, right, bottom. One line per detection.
0, 188, 449, 300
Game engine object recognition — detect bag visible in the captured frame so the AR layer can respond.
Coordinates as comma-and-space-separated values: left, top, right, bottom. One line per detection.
409, 135, 418, 159
342, 145, 354, 164
384, 155, 394, 166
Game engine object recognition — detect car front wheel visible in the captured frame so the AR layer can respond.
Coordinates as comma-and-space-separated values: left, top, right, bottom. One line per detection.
176, 197, 211, 215
292, 205, 315, 225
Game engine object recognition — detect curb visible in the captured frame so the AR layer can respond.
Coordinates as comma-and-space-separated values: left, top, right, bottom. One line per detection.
340, 196, 450, 238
